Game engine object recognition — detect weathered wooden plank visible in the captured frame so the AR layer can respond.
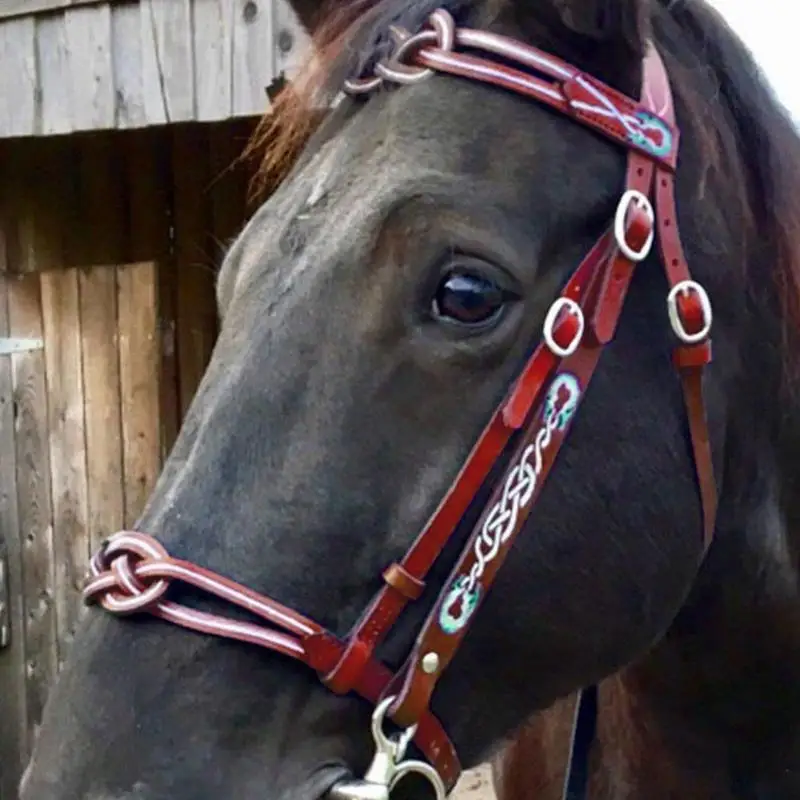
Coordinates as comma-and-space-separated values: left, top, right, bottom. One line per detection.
273, 0, 310, 82
7, 271, 57, 753
140, 0, 194, 124
0, 0, 120, 22
40, 268, 89, 668
117, 261, 160, 526
125, 129, 178, 461
172, 125, 217, 417
232, 0, 274, 116
111, 0, 147, 130
79, 266, 124, 555
194, 0, 234, 121
0, 18, 36, 140
36, 12, 72, 136
0, 270, 30, 799
76, 133, 126, 554
76, 130, 128, 266
7, 141, 69, 274
62, 4, 115, 131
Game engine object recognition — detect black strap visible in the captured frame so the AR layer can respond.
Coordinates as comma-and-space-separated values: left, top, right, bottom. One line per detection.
562, 685, 598, 800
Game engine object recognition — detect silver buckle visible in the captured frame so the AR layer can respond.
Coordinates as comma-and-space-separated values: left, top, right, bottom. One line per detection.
543, 297, 584, 357
667, 279, 712, 344
614, 189, 655, 262
328, 696, 447, 800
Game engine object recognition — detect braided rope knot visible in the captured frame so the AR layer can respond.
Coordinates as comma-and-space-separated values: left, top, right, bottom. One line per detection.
344, 9, 456, 95
83, 531, 171, 615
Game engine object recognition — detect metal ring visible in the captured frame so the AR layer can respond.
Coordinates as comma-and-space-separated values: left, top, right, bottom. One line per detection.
667, 280, 713, 344
390, 758, 447, 800
614, 189, 655, 262
343, 9, 456, 95
543, 297, 584, 357
343, 75, 384, 95
371, 696, 417, 760
376, 29, 440, 85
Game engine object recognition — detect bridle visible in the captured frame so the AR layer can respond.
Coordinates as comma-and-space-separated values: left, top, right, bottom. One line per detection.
83, 9, 717, 799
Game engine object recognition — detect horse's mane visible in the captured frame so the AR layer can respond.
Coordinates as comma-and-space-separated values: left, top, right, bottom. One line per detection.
243, 0, 470, 198
243, 0, 800, 368
667, 1, 800, 371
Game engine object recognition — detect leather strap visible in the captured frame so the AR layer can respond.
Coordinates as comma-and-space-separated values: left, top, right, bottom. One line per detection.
321, 230, 622, 696
83, 532, 465, 791
383, 40, 717, 733
385, 153, 656, 727
647, 46, 717, 551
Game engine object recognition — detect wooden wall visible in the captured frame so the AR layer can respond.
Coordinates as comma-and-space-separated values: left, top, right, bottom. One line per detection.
0, 0, 308, 138
0, 117, 259, 798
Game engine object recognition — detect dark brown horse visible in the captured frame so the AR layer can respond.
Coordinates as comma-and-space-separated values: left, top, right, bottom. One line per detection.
19, 0, 800, 798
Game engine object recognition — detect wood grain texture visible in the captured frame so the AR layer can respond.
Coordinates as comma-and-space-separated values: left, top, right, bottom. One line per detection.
7, 272, 57, 752
77, 133, 126, 555
9, 142, 67, 274
0, 17, 36, 137
0, 268, 29, 800
63, 4, 115, 131
232, 0, 274, 117
194, 0, 235, 121
117, 261, 160, 527
79, 265, 124, 555
0, 0, 120, 21
0, 0, 309, 138
111, 1, 147, 130
139, 0, 194, 124
40, 269, 90, 667
273, 0, 309, 82
125, 129, 178, 461
36, 12, 72, 136
172, 125, 217, 418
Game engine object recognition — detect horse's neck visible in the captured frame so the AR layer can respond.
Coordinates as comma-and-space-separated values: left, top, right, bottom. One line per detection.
604, 438, 800, 799
498, 446, 800, 800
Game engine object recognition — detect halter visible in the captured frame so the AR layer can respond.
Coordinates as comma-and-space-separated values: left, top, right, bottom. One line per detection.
83, 10, 717, 799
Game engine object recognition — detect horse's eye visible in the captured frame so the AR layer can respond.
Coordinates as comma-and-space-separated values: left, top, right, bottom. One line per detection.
432, 267, 514, 326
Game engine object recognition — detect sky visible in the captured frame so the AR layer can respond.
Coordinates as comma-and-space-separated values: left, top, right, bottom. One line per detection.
710, 0, 798, 120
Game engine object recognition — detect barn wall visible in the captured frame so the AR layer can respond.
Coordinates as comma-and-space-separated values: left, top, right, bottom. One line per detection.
0, 0, 308, 138
0, 117, 259, 798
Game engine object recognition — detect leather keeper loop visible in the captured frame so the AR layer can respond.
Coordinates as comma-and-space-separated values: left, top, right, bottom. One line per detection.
382, 562, 425, 600
673, 341, 712, 370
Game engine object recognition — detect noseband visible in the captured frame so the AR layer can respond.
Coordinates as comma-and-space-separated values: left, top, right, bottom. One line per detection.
84, 9, 717, 799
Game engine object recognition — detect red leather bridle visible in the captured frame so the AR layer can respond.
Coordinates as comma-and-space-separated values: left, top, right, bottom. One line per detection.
83, 9, 717, 797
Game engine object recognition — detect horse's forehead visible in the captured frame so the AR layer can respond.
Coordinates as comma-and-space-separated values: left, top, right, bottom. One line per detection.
223, 81, 535, 313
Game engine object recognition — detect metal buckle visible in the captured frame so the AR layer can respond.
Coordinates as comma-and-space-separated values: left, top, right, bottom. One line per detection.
667, 279, 713, 344
328, 696, 446, 800
543, 297, 585, 357
614, 189, 655, 262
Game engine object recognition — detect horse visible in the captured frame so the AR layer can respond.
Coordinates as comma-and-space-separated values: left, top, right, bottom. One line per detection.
19, 0, 800, 798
